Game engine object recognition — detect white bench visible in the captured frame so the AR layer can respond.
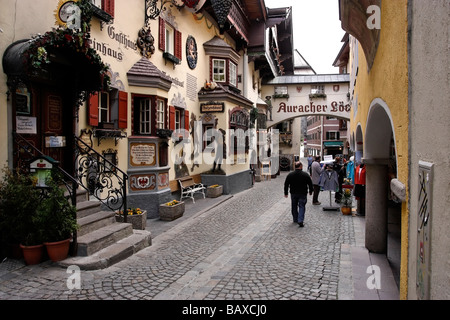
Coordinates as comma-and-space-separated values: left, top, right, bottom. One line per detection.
178, 176, 206, 203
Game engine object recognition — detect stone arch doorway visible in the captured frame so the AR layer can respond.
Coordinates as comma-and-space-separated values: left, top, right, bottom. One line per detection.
363, 98, 401, 285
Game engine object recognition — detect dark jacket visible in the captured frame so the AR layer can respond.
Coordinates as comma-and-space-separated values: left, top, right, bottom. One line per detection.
284, 169, 313, 196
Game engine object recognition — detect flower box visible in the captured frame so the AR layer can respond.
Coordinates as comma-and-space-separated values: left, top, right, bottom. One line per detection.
115, 209, 147, 230
159, 200, 185, 221
206, 185, 223, 198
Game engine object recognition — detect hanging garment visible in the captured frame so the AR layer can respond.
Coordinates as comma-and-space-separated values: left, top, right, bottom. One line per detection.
354, 164, 366, 199
346, 160, 355, 184
319, 169, 339, 191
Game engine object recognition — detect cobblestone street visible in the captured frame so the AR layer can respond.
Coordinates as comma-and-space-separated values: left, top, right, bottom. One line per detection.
0, 165, 365, 302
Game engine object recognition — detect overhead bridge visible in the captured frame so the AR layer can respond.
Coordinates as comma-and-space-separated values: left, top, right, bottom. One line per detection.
262, 74, 351, 127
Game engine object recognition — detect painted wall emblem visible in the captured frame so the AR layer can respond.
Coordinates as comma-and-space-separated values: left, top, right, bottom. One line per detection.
186, 35, 198, 69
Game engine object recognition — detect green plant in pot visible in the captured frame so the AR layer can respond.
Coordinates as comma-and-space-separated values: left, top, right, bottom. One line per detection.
0, 168, 44, 263
38, 174, 78, 262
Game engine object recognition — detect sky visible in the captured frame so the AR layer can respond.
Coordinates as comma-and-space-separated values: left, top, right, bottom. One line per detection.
264, 0, 345, 74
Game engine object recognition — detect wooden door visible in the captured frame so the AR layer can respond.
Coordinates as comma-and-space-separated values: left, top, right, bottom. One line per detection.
41, 89, 73, 173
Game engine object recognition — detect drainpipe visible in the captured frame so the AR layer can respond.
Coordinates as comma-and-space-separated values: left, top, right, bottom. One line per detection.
243, 49, 248, 98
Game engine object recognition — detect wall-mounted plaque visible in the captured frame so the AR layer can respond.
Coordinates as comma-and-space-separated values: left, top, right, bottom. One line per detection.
130, 143, 156, 166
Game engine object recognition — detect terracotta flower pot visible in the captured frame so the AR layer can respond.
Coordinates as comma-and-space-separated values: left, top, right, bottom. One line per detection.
20, 244, 44, 265
44, 238, 71, 262
341, 206, 352, 216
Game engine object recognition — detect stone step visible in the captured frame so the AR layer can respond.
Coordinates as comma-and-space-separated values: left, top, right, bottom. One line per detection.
76, 222, 133, 256
59, 230, 152, 270
77, 211, 116, 237
76, 200, 102, 219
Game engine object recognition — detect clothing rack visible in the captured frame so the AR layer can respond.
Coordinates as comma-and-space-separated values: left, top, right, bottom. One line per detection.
322, 190, 340, 211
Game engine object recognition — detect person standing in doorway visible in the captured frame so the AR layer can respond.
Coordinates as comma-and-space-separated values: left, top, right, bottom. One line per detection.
284, 162, 313, 227
311, 156, 323, 205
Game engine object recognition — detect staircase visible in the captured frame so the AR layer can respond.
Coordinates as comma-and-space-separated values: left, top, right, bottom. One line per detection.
60, 189, 152, 270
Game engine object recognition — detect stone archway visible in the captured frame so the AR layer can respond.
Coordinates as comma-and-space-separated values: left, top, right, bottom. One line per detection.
364, 98, 398, 254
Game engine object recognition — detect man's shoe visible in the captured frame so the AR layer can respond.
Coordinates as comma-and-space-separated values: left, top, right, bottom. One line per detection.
313, 202, 321, 205
298, 222, 304, 227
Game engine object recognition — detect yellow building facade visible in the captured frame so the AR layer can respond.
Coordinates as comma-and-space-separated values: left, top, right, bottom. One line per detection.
341, 0, 409, 299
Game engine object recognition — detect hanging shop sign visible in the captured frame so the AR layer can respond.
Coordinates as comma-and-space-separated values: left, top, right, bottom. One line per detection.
200, 102, 224, 113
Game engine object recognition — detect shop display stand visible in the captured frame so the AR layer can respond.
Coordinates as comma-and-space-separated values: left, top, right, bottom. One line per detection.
322, 190, 340, 211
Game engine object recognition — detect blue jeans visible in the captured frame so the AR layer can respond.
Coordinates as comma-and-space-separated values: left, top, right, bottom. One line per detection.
291, 194, 307, 223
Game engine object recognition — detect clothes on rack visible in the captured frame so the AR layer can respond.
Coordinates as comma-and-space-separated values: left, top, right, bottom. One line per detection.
354, 164, 366, 199
319, 168, 339, 192
346, 157, 355, 184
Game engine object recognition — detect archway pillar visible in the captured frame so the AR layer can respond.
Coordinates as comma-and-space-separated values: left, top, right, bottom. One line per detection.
363, 158, 390, 254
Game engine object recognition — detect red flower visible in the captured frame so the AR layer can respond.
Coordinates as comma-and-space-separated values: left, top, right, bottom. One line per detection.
64, 34, 73, 42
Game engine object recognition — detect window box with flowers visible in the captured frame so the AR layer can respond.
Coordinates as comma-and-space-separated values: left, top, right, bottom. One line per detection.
159, 200, 185, 221
115, 208, 147, 230
206, 184, 223, 198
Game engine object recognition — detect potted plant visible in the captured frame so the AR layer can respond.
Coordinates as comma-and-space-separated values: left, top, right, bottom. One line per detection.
159, 200, 185, 221
38, 175, 78, 262
206, 184, 223, 198
0, 168, 44, 264
115, 207, 147, 230
340, 188, 353, 215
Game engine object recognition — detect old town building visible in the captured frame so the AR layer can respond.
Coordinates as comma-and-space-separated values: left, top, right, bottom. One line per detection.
340, 0, 449, 299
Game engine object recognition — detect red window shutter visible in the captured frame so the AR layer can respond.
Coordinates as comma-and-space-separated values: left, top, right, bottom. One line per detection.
88, 92, 99, 127
184, 110, 190, 132
159, 17, 165, 51
118, 91, 128, 129
169, 106, 175, 131
175, 30, 182, 60
102, 0, 115, 18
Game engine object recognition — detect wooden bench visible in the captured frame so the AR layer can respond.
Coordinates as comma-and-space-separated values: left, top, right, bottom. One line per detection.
178, 176, 206, 203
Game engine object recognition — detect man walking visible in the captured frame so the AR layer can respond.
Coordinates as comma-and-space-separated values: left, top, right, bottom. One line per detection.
284, 161, 313, 227
311, 156, 323, 205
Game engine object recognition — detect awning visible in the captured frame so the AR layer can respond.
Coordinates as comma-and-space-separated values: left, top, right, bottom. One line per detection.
3, 36, 108, 91
324, 141, 344, 147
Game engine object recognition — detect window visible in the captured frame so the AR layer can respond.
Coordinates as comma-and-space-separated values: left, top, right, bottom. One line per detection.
133, 95, 168, 136
213, 59, 226, 82
156, 99, 165, 129
311, 85, 325, 94
175, 109, 181, 130
274, 86, 288, 95
88, 90, 128, 129
99, 92, 109, 123
229, 61, 237, 87
139, 99, 152, 134
159, 18, 182, 62
90, 0, 115, 18
165, 24, 174, 55
326, 131, 340, 140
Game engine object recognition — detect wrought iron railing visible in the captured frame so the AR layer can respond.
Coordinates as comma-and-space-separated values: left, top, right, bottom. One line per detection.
73, 135, 128, 219
13, 132, 80, 254
13, 132, 130, 256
